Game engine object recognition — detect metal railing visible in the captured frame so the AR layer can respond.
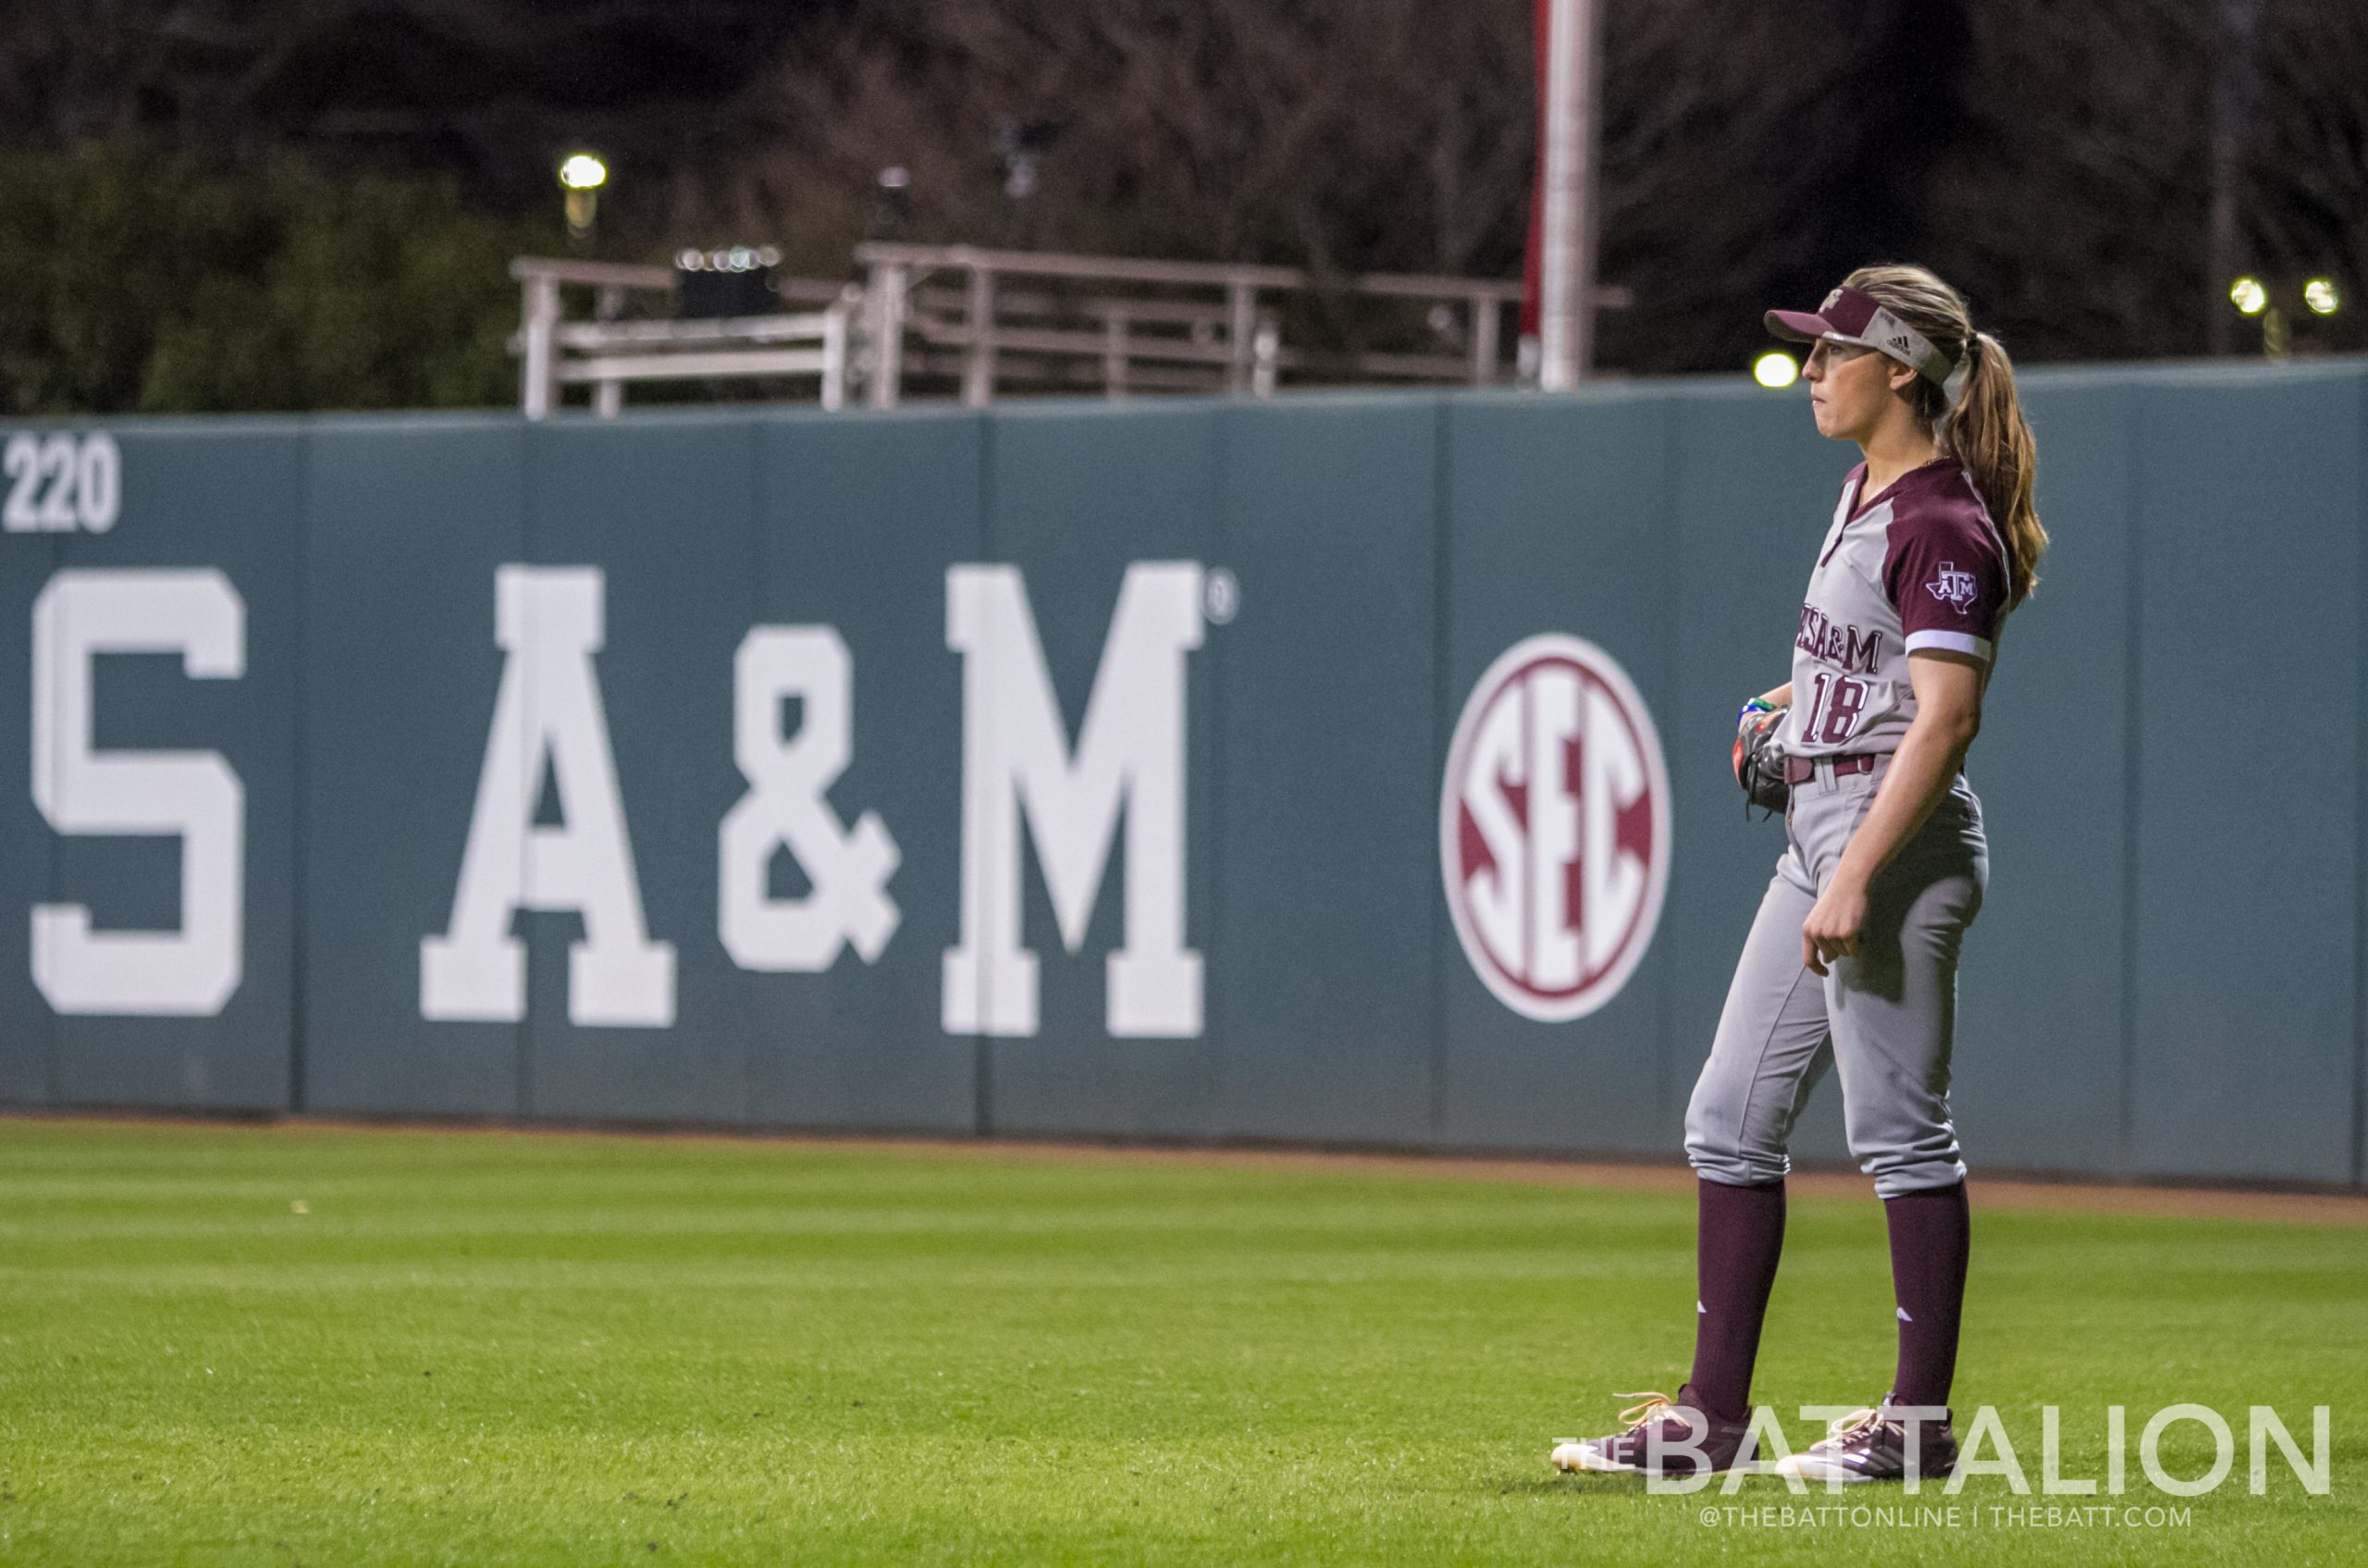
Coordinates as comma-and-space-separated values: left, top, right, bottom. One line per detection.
853, 242, 1551, 409
510, 246, 1630, 416
511, 258, 852, 419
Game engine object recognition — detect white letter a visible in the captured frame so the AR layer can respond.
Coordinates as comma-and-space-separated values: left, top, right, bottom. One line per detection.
421, 566, 675, 1027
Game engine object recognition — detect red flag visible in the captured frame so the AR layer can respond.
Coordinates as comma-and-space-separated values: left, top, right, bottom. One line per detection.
1522, 0, 1548, 340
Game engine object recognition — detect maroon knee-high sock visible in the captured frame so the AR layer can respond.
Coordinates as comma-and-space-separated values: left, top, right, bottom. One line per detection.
1884, 1180, 1971, 1410
1687, 1178, 1786, 1423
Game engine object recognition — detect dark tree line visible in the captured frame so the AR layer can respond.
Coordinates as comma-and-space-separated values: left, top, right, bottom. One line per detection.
0, 1, 827, 209
2, 0, 2362, 413
0, 145, 540, 414
1930, 0, 2368, 362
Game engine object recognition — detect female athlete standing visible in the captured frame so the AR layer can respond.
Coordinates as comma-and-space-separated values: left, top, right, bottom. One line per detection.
1554, 265, 2048, 1484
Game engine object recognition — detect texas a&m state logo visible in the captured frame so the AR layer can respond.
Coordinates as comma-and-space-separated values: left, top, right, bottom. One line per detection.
1928, 561, 1978, 611
1440, 635, 1671, 1022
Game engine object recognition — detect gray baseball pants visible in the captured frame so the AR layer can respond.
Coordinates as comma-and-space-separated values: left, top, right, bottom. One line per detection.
1684, 756, 1987, 1199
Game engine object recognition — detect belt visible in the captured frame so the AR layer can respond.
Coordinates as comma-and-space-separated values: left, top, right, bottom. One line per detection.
1783, 753, 1878, 786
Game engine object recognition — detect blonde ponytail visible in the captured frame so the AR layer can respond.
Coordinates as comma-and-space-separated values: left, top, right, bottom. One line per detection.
1946, 331, 2046, 606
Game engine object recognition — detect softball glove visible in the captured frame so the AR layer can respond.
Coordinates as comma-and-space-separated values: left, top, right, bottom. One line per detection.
1733, 701, 1789, 818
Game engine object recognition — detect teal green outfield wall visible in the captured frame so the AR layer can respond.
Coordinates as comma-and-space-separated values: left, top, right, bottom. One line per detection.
3, 361, 2362, 1188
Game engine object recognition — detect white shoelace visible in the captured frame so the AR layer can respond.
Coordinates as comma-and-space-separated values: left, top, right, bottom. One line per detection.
1611, 1390, 1677, 1431
1814, 1407, 1883, 1449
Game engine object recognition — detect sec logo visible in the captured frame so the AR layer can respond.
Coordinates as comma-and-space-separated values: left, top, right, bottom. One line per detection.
1440, 634, 1671, 1022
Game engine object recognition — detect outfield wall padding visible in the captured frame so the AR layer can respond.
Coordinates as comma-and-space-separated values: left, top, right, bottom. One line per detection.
3, 363, 2362, 1190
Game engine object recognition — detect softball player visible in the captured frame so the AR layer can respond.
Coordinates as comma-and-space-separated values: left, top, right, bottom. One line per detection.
1554, 265, 2048, 1483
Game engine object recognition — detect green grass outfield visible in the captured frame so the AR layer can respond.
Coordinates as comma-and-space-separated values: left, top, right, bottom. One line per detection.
0, 1119, 2361, 1565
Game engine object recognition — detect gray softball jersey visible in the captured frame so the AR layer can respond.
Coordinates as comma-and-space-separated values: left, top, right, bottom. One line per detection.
1782, 458, 2010, 759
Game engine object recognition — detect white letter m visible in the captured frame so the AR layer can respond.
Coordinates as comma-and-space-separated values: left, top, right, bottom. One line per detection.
943, 562, 1203, 1039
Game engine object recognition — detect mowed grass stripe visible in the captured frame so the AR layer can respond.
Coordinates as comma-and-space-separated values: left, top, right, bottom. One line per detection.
0, 1118, 2361, 1566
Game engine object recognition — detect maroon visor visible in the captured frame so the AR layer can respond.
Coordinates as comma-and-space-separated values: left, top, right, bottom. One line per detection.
1766, 285, 1954, 387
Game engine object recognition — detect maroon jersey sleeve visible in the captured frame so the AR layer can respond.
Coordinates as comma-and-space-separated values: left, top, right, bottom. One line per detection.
1881, 470, 2008, 662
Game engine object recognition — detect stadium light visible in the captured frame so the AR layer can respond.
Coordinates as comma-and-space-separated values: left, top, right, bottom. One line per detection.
558, 153, 608, 191
559, 152, 609, 243
2304, 278, 2340, 316
2229, 277, 2268, 316
1752, 351, 1799, 389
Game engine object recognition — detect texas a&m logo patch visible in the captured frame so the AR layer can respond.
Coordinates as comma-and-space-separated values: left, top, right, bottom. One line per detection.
1928, 562, 1978, 611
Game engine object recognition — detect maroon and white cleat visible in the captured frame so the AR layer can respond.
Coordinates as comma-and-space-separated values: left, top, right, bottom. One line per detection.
1550, 1384, 1758, 1477
1774, 1397, 1958, 1484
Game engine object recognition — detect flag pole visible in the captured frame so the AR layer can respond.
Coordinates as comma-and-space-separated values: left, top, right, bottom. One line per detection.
1536, 0, 1601, 390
